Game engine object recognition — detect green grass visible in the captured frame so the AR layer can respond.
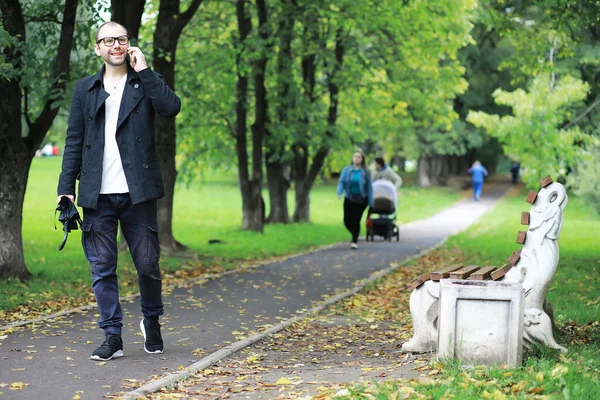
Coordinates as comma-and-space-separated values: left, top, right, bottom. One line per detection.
341, 188, 600, 399
0, 157, 462, 314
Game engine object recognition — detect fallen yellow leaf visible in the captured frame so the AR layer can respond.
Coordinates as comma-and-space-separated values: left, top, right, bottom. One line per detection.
551, 364, 568, 378
536, 372, 544, 382
275, 377, 293, 385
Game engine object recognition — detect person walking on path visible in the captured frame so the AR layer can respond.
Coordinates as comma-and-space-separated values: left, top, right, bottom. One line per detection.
373, 156, 403, 188
468, 160, 488, 201
337, 151, 374, 249
57, 21, 181, 361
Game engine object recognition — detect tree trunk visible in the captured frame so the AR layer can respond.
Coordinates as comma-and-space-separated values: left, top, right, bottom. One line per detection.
291, 19, 317, 222
111, 0, 146, 40
0, 92, 30, 280
152, 0, 204, 251
293, 31, 344, 222
293, 180, 311, 222
0, 0, 78, 279
235, 0, 263, 232
265, 158, 289, 223
417, 154, 447, 186
264, 0, 295, 224
251, 0, 268, 223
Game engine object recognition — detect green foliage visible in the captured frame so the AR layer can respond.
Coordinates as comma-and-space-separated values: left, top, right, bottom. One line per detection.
0, 0, 105, 143
173, 0, 480, 180
467, 73, 591, 187
569, 146, 600, 215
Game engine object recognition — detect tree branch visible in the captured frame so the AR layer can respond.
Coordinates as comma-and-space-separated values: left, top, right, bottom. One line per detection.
562, 98, 600, 130
179, 0, 205, 25
23, 88, 32, 129
25, 0, 78, 154
218, 112, 237, 140
23, 13, 61, 24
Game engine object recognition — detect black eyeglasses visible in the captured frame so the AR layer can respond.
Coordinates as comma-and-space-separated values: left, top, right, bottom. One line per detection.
96, 35, 129, 47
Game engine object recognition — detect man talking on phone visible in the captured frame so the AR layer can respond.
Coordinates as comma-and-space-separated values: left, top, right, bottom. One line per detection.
57, 21, 181, 361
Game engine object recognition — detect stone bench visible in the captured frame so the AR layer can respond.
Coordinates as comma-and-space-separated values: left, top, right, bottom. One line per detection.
402, 175, 568, 365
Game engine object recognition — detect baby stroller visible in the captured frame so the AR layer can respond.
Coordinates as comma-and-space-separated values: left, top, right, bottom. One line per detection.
366, 180, 400, 242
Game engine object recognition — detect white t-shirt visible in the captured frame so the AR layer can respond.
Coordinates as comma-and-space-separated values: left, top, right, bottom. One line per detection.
100, 74, 130, 194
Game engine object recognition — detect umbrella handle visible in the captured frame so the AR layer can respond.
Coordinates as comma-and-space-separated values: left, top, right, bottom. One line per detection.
58, 229, 69, 251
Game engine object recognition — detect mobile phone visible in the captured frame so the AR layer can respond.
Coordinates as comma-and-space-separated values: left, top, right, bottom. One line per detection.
126, 53, 134, 65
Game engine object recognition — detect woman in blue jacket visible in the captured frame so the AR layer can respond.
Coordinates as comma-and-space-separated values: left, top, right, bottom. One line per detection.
337, 151, 374, 249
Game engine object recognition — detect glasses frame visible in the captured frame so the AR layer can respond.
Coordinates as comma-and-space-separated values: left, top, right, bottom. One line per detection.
96, 35, 130, 47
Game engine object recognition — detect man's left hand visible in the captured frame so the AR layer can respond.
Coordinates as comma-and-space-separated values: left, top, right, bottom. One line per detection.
127, 47, 148, 72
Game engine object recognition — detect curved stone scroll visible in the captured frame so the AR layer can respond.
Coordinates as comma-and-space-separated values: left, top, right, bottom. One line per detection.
503, 179, 568, 352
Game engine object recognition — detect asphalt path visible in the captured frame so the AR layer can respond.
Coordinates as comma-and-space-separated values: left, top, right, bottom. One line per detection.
0, 183, 509, 399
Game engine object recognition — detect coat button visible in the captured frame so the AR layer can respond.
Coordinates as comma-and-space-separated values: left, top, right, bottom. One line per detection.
136, 136, 142, 142
81, 170, 86, 176
88, 116, 93, 120
134, 108, 139, 113
85, 144, 91, 149
143, 163, 148, 168
134, 83, 139, 89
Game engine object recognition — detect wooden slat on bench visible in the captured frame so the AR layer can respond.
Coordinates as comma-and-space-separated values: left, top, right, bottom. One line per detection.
449, 265, 481, 279
491, 264, 513, 280
525, 190, 538, 204
507, 249, 522, 266
430, 264, 463, 281
516, 231, 527, 244
521, 212, 530, 225
408, 273, 430, 290
539, 175, 553, 188
470, 266, 497, 281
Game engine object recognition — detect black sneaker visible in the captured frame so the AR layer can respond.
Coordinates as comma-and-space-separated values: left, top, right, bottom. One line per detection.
140, 318, 163, 354
90, 334, 123, 361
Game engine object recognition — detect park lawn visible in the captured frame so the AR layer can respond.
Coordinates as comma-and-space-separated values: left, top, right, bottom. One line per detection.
0, 157, 462, 320
336, 187, 600, 399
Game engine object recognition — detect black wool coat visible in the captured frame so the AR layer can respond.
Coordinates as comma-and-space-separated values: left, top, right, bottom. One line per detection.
57, 66, 181, 209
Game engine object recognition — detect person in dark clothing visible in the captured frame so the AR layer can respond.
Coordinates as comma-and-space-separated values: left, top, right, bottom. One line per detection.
57, 21, 181, 361
336, 151, 374, 249
510, 161, 520, 185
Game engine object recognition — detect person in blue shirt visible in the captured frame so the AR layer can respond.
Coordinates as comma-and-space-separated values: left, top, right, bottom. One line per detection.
468, 160, 488, 201
337, 151, 374, 249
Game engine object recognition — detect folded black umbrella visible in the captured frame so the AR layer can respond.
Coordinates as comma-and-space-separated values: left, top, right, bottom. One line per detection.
55, 197, 82, 251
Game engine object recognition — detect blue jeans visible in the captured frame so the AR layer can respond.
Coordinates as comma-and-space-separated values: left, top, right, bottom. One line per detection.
473, 181, 483, 200
82, 194, 163, 335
